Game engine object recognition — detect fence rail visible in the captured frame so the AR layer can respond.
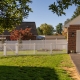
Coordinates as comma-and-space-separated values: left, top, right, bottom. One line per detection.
0, 42, 68, 56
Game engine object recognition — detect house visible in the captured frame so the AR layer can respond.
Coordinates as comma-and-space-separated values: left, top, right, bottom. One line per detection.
63, 15, 80, 53
2, 22, 38, 40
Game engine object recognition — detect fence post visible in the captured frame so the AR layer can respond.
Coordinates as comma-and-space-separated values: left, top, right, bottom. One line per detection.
67, 42, 68, 54
56, 38, 57, 50
34, 43, 36, 54
15, 43, 18, 55
3, 43, 7, 56
50, 43, 52, 54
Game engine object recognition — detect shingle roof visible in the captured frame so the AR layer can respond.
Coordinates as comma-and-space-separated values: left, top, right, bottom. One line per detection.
3, 22, 38, 35
45, 35, 66, 40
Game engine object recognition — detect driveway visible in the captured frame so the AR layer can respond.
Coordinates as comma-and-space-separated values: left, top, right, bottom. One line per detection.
70, 54, 80, 74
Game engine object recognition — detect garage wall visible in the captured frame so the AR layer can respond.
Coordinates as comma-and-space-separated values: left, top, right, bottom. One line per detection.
68, 25, 80, 53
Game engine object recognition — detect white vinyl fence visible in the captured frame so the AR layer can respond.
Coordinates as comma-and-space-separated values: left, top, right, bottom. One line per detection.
0, 40, 68, 56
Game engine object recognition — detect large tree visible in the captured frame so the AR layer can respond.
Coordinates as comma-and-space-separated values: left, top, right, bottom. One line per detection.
64, 6, 80, 25
71, 6, 80, 20
40, 23, 54, 35
64, 18, 71, 25
37, 27, 43, 35
0, 0, 32, 34
49, 0, 80, 16
56, 23, 63, 34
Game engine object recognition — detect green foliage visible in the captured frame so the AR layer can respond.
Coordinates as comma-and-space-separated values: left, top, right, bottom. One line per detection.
0, 0, 32, 34
37, 27, 43, 35
56, 23, 63, 34
64, 6, 80, 25
71, 6, 80, 20
64, 18, 71, 25
49, 0, 80, 16
40, 23, 54, 35
0, 54, 73, 80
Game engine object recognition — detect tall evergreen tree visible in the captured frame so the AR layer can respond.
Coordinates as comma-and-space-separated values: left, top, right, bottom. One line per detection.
64, 6, 80, 25
71, 6, 80, 20
64, 18, 71, 25
56, 23, 63, 34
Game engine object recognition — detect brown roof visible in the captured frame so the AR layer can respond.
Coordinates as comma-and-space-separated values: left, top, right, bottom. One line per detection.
45, 36, 66, 40
3, 22, 38, 35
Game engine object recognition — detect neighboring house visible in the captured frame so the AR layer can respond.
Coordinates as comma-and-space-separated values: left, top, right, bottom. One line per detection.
2, 22, 38, 40
45, 35, 66, 40
63, 15, 80, 53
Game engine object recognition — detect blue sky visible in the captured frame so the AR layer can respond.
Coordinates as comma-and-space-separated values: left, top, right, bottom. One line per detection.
23, 0, 77, 29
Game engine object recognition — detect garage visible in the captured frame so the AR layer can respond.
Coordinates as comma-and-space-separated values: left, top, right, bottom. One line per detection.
63, 15, 80, 53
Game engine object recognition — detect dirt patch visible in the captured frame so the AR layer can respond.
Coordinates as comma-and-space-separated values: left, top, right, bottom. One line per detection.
63, 67, 80, 80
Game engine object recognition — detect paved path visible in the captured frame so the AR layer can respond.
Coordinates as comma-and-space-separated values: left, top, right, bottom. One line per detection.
70, 54, 80, 74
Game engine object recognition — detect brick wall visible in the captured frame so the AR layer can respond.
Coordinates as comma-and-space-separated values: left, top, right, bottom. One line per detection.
68, 25, 80, 53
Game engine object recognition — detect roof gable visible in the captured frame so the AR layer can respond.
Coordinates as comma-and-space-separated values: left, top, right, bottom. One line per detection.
3, 22, 38, 35
64, 15, 80, 27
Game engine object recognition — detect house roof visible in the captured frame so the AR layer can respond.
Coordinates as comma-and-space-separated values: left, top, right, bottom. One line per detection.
45, 35, 66, 40
3, 22, 38, 35
63, 15, 80, 27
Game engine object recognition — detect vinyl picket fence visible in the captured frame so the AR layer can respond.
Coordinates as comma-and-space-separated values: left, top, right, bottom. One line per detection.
0, 42, 68, 56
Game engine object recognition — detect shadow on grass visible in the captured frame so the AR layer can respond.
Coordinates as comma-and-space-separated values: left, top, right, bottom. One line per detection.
0, 66, 59, 80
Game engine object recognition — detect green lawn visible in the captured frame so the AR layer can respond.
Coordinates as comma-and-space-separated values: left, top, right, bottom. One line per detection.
0, 49, 67, 56
0, 54, 74, 80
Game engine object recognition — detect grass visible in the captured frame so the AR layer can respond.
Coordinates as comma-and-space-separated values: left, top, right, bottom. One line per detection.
0, 49, 67, 56
0, 54, 74, 80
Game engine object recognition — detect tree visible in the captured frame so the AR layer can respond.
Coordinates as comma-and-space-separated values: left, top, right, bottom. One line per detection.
56, 23, 63, 34
71, 6, 80, 20
64, 18, 71, 25
40, 23, 54, 35
49, 0, 80, 16
62, 27, 68, 39
0, 0, 32, 34
37, 27, 43, 35
10, 28, 34, 40
64, 6, 80, 25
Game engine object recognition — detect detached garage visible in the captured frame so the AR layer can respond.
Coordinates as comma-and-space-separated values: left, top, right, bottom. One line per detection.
64, 15, 80, 53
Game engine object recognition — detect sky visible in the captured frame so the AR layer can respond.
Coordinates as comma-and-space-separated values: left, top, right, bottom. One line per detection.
23, 0, 77, 29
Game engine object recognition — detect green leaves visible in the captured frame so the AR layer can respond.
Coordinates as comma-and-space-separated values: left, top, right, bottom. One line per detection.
39, 23, 54, 35
49, 0, 80, 16
56, 23, 63, 34
0, 0, 32, 34
71, 6, 80, 20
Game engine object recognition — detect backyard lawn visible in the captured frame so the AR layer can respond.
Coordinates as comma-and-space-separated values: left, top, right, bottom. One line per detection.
0, 54, 75, 80
0, 49, 67, 56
